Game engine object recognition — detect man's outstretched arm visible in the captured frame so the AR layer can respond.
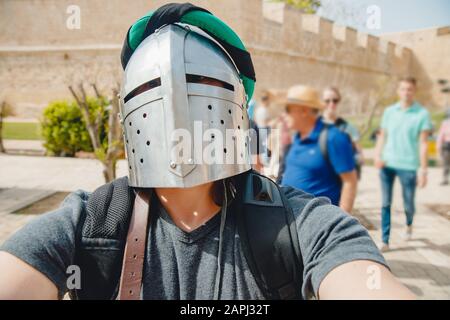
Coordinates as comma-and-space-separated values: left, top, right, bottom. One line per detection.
0, 251, 58, 300
318, 260, 415, 300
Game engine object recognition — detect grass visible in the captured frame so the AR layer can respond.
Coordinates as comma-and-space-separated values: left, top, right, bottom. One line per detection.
2, 122, 42, 140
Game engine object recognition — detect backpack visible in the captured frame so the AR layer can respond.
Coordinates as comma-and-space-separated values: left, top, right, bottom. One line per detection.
68, 170, 304, 300
335, 117, 362, 178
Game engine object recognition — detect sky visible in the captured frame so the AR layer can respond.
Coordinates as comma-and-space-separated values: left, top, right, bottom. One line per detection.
317, 0, 450, 35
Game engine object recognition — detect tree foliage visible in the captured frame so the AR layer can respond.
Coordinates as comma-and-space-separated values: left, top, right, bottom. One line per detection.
41, 98, 108, 157
272, 0, 321, 13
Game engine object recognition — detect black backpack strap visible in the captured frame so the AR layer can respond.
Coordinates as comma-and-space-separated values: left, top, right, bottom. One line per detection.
70, 177, 136, 300
319, 123, 330, 165
235, 171, 303, 299
335, 117, 348, 130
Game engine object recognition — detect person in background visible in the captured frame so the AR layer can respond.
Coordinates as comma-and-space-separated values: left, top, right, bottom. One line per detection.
279, 85, 358, 213
254, 91, 270, 129
437, 109, 450, 185
253, 91, 271, 166
247, 98, 256, 121
249, 118, 264, 173
265, 112, 292, 181
375, 77, 432, 252
322, 87, 364, 179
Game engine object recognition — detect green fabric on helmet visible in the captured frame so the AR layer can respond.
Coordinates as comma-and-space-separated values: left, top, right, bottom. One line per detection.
126, 10, 255, 101
128, 11, 153, 51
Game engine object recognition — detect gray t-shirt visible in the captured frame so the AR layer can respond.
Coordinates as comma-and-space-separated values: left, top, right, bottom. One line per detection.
0, 186, 387, 300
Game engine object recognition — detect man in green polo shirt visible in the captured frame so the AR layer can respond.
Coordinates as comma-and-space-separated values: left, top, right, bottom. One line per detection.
375, 77, 432, 252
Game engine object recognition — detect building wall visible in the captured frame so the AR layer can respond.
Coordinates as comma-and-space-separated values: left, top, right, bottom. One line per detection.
0, 0, 416, 118
381, 27, 450, 109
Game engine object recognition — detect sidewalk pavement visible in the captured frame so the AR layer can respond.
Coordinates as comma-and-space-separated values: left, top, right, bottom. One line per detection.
355, 165, 450, 299
3, 140, 45, 156
0, 153, 449, 299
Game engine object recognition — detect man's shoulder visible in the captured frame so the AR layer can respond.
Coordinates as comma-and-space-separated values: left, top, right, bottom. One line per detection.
62, 189, 91, 206
326, 125, 352, 145
280, 185, 332, 218
414, 103, 430, 116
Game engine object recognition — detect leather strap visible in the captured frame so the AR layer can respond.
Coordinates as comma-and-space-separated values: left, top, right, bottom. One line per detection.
117, 191, 151, 300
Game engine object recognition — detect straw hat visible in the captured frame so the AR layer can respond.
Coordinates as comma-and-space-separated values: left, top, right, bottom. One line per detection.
286, 85, 323, 110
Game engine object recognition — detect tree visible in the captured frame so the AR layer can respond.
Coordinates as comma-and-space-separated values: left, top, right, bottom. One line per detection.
358, 77, 397, 139
68, 83, 123, 182
272, 0, 321, 13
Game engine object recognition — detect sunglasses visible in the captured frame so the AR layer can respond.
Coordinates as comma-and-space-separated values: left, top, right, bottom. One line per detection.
325, 98, 340, 104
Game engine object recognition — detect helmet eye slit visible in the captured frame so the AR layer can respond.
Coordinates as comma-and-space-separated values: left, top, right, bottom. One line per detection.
186, 74, 234, 92
124, 77, 161, 103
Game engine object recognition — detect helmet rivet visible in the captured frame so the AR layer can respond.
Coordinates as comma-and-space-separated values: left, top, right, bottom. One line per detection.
170, 161, 177, 169
187, 158, 193, 165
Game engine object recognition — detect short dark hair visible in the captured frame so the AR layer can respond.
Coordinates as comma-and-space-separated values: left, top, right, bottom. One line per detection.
400, 77, 417, 86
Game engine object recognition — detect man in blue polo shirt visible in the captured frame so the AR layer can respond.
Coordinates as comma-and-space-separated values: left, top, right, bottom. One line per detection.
279, 85, 358, 213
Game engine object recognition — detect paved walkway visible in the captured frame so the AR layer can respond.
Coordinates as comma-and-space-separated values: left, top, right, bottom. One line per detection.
0, 153, 449, 299
355, 166, 450, 299
3, 140, 45, 156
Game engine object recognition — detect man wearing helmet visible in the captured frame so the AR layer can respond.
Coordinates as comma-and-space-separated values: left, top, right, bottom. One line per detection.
0, 4, 413, 300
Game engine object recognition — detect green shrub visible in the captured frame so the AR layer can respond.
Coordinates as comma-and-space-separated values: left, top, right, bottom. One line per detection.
41, 98, 108, 156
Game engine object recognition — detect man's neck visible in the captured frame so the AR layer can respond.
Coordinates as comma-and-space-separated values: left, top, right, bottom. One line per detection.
400, 100, 414, 109
298, 117, 318, 140
323, 112, 337, 124
155, 182, 221, 232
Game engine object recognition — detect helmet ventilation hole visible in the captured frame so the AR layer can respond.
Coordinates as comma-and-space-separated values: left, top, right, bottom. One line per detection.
208, 105, 212, 110
146, 141, 150, 146
140, 158, 144, 164
132, 149, 135, 153
220, 120, 224, 125
143, 113, 147, 118
137, 130, 140, 134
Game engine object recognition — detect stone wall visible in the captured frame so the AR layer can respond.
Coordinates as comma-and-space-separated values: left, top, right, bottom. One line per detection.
0, 0, 416, 118
381, 26, 450, 110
